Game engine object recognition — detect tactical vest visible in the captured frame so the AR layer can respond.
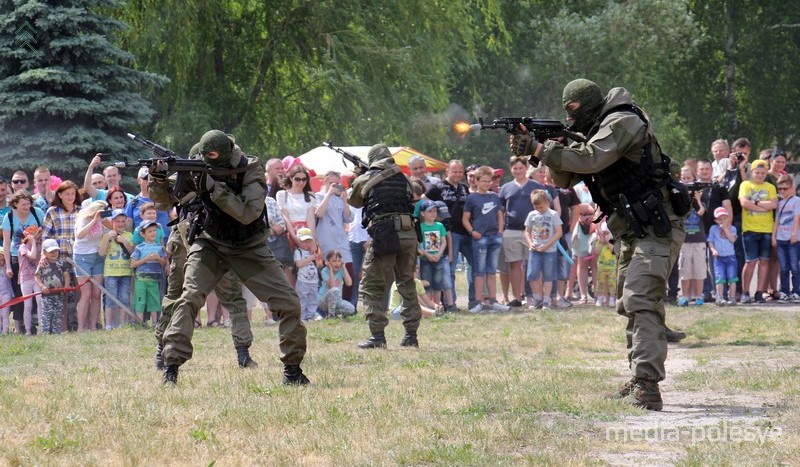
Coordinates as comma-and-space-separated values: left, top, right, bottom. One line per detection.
362, 169, 414, 228
200, 157, 268, 242
581, 105, 669, 213
579, 104, 676, 237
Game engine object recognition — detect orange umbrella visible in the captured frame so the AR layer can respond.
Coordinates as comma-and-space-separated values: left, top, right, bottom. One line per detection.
391, 147, 448, 174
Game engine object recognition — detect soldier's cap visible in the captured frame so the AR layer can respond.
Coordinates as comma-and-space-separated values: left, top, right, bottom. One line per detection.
111, 209, 127, 219
421, 200, 437, 211
296, 227, 314, 241
466, 163, 480, 173
138, 167, 149, 179
139, 219, 158, 231
714, 207, 729, 218
42, 239, 60, 252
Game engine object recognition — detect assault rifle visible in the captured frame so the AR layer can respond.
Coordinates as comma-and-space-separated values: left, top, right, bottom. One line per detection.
114, 133, 209, 174
323, 141, 369, 175
470, 117, 587, 143
683, 181, 715, 193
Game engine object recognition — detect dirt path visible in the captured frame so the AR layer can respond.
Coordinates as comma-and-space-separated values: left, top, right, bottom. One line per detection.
595, 346, 782, 466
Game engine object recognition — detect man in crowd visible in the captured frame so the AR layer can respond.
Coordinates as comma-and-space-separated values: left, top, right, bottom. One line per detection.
423, 159, 472, 309
408, 154, 440, 190
512, 78, 685, 410
710, 139, 730, 181
348, 144, 421, 349
265, 157, 285, 194
32, 166, 54, 212
84, 155, 134, 204
697, 159, 733, 301
158, 129, 309, 385
10, 171, 29, 193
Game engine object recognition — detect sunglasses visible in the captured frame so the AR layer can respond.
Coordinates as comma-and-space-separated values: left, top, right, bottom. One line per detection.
11, 179, 26, 184
293, 176, 307, 182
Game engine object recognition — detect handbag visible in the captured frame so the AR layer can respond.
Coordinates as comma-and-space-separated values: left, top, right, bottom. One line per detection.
267, 232, 293, 264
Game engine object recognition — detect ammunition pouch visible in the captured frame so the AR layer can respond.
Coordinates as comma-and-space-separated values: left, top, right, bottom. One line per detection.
369, 214, 412, 255
620, 191, 671, 239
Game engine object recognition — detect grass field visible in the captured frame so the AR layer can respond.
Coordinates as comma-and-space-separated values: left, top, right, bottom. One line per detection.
1, 302, 799, 465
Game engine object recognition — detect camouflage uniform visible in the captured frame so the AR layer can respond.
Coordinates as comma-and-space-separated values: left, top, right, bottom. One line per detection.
157, 130, 308, 385
348, 144, 421, 348
149, 144, 254, 369
536, 80, 686, 410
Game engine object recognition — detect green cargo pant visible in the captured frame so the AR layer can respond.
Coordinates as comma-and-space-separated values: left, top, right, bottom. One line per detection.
611, 210, 685, 383
155, 227, 251, 349
359, 228, 421, 335
162, 237, 306, 367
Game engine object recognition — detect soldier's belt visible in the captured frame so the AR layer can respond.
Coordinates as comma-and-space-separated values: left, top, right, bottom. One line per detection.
370, 214, 413, 231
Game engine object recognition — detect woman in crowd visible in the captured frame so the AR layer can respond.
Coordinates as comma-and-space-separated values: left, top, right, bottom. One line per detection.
73, 200, 108, 331
315, 171, 355, 301
276, 165, 316, 285
2, 191, 45, 334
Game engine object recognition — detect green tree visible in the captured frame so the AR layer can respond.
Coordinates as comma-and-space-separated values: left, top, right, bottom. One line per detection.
0, 0, 166, 174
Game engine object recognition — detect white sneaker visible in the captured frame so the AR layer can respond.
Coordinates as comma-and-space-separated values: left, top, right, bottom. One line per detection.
469, 303, 485, 314
554, 297, 572, 309
608, 297, 616, 308
541, 300, 552, 310
792, 293, 800, 303
490, 302, 510, 313
264, 318, 277, 326
595, 297, 607, 307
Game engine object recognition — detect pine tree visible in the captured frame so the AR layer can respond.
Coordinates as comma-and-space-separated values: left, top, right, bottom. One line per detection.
0, 0, 166, 175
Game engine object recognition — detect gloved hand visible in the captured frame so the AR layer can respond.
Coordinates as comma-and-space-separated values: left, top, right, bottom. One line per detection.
509, 133, 538, 157
149, 159, 169, 180
198, 172, 216, 192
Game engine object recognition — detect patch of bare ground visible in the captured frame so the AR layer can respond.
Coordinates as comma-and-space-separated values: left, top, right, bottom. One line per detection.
594, 347, 784, 466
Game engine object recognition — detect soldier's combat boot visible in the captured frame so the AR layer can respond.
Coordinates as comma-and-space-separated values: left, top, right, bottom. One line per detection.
163, 365, 179, 386
665, 326, 687, 343
155, 341, 164, 370
282, 364, 311, 386
357, 333, 387, 349
399, 330, 418, 347
622, 378, 663, 411
609, 377, 635, 399
236, 345, 258, 369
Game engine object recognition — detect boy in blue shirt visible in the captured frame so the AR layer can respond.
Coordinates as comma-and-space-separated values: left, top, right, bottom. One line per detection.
707, 207, 738, 306
131, 220, 167, 324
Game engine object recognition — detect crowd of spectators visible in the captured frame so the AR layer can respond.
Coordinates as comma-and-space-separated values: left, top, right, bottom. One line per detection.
0, 137, 796, 335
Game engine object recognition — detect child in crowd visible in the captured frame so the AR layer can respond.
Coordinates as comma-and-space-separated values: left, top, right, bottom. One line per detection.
294, 227, 321, 321
678, 166, 707, 306
418, 200, 456, 311
592, 222, 617, 308
132, 202, 166, 246
524, 189, 563, 309
571, 203, 597, 304
18, 225, 41, 334
35, 239, 70, 334
130, 220, 166, 325
772, 174, 800, 302
707, 207, 738, 306
391, 265, 442, 319
0, 249, 14, 334
99, 209, 134, 329
463, 166, 509, 313
317, 250, 355, 319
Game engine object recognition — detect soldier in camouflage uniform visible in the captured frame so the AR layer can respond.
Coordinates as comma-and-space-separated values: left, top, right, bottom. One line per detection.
156, 130, 309, 386
348, 144, 421, 349
512, 79, 686, 410
149, 142, 256, 370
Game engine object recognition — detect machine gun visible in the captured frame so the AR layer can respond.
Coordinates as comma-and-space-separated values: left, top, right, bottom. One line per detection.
323, 141, 369, 175
469, 117, 587, 143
